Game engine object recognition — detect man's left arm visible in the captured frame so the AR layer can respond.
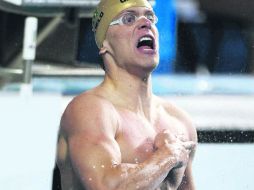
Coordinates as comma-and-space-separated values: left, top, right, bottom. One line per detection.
162, 99, 198, 190
178, 118, 197, 190
177, 151, 196, 190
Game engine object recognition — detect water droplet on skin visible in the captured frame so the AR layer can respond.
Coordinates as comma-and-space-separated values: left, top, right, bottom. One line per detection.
134, 158, 139, 164
101, 165, 105, 168
136, 185, 140, 189
89, 178, 92, 181
92, 165, 96, 169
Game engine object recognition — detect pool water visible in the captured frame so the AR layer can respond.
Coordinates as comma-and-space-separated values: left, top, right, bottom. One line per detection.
194, 143, 254, 190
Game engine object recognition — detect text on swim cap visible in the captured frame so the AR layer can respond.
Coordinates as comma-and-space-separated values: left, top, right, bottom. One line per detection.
92, 10, 104, 32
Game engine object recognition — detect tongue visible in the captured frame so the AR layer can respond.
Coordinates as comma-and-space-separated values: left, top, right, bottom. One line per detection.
138, 46, 152, 50
137, 46, 154, 54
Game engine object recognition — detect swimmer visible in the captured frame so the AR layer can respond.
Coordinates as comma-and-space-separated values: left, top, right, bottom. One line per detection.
56, 0, 197, 189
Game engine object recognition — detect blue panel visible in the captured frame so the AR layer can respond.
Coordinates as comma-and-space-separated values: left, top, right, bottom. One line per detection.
153, 0, 177, 74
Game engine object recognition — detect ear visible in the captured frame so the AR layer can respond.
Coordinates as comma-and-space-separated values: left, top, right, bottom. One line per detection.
99, 40, 112, 55
99, 46, 107, 55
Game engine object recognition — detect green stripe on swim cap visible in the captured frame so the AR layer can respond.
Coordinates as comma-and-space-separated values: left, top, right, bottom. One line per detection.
92, 0, 152, 48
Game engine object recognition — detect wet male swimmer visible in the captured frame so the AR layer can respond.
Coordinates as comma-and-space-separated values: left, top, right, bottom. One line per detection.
56, 0, 197, 189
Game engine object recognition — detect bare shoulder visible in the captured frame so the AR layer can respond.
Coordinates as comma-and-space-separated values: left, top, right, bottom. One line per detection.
155, 95, 197, 142
57, 90, 122, 188
60, 90, 119, 136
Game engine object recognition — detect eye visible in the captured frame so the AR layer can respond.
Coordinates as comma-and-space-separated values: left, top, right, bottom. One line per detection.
122, 13, 136, 25
146, 13, 157, 23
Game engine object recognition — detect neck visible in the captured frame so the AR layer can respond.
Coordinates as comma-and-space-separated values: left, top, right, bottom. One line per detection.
102, 67, 154, 120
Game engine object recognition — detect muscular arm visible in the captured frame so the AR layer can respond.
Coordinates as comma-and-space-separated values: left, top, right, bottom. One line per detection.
177, 128, 197, 190
59, 95, 194, 190
162, 99, 198, 190
177, 148, 196, 190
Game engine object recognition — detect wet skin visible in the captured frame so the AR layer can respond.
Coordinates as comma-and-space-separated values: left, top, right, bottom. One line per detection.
57, 6, 197, 190
57, 91, 196, 190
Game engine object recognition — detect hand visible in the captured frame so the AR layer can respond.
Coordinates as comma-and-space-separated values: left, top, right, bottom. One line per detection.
154, 130, 196, 168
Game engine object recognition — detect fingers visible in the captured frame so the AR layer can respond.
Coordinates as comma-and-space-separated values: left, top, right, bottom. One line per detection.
175, 134, 188, 142
182, 141, 196, 151
160, 130, 178, 143
161, 130, 187, 143
154, 131, 176, 148
155, 130, 197, 152
174, 133, 196, 151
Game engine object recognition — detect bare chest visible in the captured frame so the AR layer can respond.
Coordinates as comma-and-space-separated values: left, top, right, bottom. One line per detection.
115, 109, 188, 164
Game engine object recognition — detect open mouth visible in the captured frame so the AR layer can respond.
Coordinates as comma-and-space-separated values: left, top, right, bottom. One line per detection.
136, 36, 154, 51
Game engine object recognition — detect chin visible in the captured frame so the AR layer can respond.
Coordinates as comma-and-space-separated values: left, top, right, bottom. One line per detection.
142, 60, 159, 73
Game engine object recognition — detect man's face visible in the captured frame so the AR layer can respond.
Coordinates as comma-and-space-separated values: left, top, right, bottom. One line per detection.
104, 7, 159, 75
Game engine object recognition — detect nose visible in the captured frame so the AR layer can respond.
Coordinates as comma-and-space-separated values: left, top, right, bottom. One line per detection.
137, 16, 152, 30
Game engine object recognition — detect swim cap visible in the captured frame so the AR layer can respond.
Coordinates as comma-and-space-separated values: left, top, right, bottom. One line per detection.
92, 0, 152, 48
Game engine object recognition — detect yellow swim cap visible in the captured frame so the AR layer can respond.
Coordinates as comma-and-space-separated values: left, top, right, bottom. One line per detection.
92, 0, 152, 48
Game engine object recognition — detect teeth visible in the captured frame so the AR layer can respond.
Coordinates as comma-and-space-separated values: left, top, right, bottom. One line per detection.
137, 36, 154, 49
139, 36, 152, 42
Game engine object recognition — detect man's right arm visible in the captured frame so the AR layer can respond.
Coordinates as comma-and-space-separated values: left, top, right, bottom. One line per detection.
60, 95, 195, 190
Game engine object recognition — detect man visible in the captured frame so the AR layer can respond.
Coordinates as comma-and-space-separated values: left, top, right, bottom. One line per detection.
56, 0, 197, 189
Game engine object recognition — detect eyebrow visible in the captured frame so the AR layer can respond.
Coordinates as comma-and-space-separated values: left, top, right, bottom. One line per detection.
114, 9, 155, 20
120, 9, 155, 16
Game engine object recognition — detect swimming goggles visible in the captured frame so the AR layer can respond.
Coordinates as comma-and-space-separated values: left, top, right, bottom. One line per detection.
110, 11, 158, 26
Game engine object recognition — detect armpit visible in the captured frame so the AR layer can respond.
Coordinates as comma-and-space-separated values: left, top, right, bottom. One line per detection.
57, 135, 68, 164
